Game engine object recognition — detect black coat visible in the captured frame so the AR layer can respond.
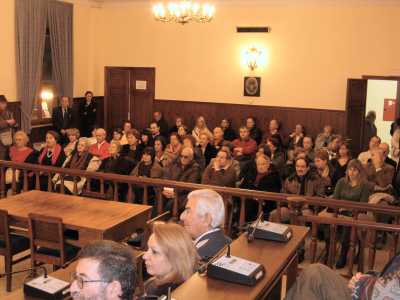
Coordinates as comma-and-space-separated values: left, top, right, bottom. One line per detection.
240, 161, 282, 193
195, 229, 231, 262
52, 106, 72, 132
79, 100, 97, 137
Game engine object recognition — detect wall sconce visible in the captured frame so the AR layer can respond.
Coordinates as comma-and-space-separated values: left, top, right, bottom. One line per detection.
245, 47, 262, 71
40, 89, 54, 102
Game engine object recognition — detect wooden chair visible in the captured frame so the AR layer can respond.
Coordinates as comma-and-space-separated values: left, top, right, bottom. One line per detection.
28, 213, 80, 271
0, 209, 30, 291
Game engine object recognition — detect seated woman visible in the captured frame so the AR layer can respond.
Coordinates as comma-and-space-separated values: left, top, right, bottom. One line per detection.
240, 153, 282, 221
288, 124, 305, 150
320, 159, 371, 269
141, 129, 152, 148
246, 116, 263, 145
192, 116, 213, 145
120, 120, 134, 145
130, 147, 157, 205
165, 132, 182, 162
330, 142, 351, 183
142, 222, 198, 298
154, 136, 170, 169
36, 131, 66, 191
196, 132, 217, 168
111, 127, 123, 144
177, 125, 189, 140
63, 128, 79, 158
121, 129, 143, 169
54, 137, 96, 194
169, 116, 184, 134
97, 141, 132, 199
266, 136, 286, 173
6, 131, 38, 190
202, 148, 237, 188
220, 118, 236, 141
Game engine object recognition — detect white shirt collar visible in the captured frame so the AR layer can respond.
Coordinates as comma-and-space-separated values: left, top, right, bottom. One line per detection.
194, 228, 221, 245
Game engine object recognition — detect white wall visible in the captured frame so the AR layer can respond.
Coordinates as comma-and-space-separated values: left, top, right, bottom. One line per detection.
365, 79, 397, 145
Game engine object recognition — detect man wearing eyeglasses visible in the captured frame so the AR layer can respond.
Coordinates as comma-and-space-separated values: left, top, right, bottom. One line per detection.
70, 240, 136, 300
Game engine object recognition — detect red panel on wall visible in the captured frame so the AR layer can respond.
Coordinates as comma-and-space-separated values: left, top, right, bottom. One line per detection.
383, 98, 397, 121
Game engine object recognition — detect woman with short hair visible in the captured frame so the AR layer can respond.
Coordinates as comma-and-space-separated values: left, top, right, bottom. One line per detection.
64, 128, 80, 157
142, 222, 199, 298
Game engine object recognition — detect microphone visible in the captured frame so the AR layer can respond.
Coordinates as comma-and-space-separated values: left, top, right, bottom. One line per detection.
0, 265, 48, 278
247, 212, 264, 243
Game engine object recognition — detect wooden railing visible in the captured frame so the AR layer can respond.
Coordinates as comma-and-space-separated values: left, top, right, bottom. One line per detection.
1, 160, 400, 274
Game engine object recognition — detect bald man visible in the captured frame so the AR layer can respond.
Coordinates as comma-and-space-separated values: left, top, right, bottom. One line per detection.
379, 143, 397, 169
88, 128, 111, 160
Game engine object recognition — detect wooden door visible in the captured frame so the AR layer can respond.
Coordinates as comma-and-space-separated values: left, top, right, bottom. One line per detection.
345, 78, 368, 156
104, 67, 155, 133
130, 67, 155, 131
104, 67, 131, 132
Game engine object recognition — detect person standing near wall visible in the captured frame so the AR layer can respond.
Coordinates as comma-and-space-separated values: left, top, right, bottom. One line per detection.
362, 110, 377, 151
79, 91, 97, 137
0, 95, 16, 160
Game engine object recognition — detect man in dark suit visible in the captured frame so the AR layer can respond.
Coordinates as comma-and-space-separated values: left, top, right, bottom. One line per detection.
79, 91, 97, 137
52, 96, 73, 145
153, 111, 169, 138
180, 189, 231, 262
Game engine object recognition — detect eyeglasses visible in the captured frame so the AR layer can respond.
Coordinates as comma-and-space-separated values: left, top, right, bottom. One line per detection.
71, 272, 110, 289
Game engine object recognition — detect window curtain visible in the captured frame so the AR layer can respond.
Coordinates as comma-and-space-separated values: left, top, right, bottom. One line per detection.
15, 0, 48, 133
48, 1, 73, 100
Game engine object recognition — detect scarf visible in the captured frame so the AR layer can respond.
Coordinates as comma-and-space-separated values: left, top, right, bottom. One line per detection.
38, 144, 62, 165
69, 151, 90, 170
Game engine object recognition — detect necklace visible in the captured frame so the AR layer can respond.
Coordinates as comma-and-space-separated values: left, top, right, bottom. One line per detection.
46, 151, 53, 158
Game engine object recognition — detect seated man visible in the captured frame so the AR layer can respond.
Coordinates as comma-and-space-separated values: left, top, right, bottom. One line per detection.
232, 126, 257, 165
202, 148, 237, 187
180, 189, 230, 262
285, 254, 400, 300
366, 148, 395, 194
379, 142, 397, 169
358, 135, 381, 165
70, 240, 136, 300
89, 128, 111, 161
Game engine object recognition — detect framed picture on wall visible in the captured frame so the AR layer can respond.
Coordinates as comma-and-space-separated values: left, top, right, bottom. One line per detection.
244, 77, 261, 97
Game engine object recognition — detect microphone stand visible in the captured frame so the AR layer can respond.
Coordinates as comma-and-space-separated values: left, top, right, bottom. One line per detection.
0, 265, 48, 279
247, 211, 264, 243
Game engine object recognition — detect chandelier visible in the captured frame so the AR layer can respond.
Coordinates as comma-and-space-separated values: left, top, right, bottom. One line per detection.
152, 1, 215, 25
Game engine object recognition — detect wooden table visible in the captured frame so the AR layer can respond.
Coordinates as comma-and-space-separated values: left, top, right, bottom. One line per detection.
172, 225, 309, 300
0, 191, 152, 247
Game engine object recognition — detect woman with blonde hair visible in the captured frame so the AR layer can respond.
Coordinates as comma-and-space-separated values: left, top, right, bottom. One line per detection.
64, 128, 80, 157
143, 222, 199, 298
192, 116, 213, 145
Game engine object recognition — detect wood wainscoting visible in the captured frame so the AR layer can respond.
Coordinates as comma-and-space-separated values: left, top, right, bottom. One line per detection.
154, 99, 346, 139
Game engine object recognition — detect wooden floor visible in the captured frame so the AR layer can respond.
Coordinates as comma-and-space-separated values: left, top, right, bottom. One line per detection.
0, 238, 392, 298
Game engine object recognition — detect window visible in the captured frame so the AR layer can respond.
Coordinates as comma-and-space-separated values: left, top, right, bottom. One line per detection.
33, 25, 56, 123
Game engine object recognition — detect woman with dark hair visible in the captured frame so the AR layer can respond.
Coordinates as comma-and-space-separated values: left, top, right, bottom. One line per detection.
165, 132, 182, 162
0, 95, 16, 160
37, 131, 66, 190
154, 136, 170, 168
246, 117, 263, 145
141, 129, 152, 148
130, 147, 157, 205
240, 154, 282, 220
120, 120, 134, 145
220, 118, 236, 141
111, 128, 123, 144
169, 117, 184, 134
177, 125, 189, 140
330, 142, 351, 183
79, 91, 97, 137
266, 137, 286, 172
121, 129, 143, 169
314, 149, 336, 196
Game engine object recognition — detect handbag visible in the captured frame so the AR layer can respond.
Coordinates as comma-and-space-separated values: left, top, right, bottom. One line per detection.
0, 129, 12, 146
